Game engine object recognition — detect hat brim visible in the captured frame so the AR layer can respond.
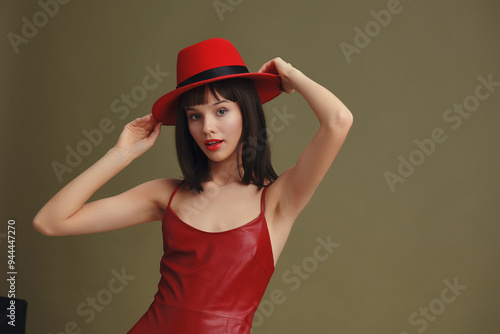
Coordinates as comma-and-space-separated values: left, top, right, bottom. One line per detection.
152, 73, 282, 125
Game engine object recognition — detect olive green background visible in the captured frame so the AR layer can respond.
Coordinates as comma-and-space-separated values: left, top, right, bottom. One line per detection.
1, 0, 499, 333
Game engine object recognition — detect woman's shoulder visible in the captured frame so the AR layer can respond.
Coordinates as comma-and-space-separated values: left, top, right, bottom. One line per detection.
139, 177, 183, 208
141, 177, 182, 189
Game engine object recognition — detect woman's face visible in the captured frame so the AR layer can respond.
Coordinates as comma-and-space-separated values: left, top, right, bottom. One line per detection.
186, 91, 243, 163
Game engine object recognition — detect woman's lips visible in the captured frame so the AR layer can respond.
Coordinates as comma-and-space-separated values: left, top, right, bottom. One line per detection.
204, 139, 223, 151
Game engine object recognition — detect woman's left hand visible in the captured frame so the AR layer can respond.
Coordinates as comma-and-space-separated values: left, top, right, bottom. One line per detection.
258, 57, 296, 94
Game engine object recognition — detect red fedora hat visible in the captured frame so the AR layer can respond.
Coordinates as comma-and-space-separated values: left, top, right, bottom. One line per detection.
152, 38, 282, 125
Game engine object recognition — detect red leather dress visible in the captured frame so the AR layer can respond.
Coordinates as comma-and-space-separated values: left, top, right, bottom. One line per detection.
128, 181, 275, 333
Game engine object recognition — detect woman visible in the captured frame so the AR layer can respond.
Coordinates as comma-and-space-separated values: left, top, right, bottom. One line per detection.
33, 38, 353, 333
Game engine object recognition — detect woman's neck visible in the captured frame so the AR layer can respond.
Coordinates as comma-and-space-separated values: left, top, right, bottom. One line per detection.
206, 150, 244, 185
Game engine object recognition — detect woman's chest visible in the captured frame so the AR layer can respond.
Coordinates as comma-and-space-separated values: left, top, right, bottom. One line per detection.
170, 188, 262, 233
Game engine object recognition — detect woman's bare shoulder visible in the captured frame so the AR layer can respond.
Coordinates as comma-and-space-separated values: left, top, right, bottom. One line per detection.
141, 177, 183, 209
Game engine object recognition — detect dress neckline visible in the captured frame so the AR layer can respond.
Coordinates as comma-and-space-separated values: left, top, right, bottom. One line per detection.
165, 180, 269, 234
167, 205, 264, 234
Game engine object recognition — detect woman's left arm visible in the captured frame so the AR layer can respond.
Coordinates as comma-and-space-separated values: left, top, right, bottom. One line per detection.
259, 57, 353, 220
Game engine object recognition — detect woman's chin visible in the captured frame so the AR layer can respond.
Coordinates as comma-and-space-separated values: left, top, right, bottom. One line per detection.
207, 154, 232, 164
204, 149, 239, 164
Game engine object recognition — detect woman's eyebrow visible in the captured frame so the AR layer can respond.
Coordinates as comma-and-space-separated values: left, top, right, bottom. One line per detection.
213, 100, 230, 105
186, 100, 230, 111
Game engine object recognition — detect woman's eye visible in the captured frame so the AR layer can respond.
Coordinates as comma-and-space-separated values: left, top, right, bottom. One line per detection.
189, 114, 201, 120
216, 108, 227, 116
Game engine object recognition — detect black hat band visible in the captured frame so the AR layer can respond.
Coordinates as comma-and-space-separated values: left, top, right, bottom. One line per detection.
176, 65, 249, 89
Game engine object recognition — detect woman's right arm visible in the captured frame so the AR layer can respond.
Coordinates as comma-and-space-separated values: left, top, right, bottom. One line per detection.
33, 114, 167, 236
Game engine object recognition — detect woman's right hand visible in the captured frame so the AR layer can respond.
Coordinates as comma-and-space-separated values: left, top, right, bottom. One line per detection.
114, 114, 162, 159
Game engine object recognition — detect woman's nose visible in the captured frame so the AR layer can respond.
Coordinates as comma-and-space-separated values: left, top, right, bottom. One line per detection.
202, 117, 216, 134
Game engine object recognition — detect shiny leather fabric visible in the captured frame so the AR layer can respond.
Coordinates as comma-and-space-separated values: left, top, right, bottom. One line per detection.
128, 181, 275, 333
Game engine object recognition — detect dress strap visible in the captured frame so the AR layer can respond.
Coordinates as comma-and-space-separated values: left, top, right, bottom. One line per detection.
168, 180, 185, 208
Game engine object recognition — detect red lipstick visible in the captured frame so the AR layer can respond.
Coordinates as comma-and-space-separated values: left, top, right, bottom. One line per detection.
204, 139, 223, 151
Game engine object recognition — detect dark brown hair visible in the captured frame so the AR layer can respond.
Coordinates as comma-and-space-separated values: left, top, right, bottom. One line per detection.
176, 78, 277, 193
